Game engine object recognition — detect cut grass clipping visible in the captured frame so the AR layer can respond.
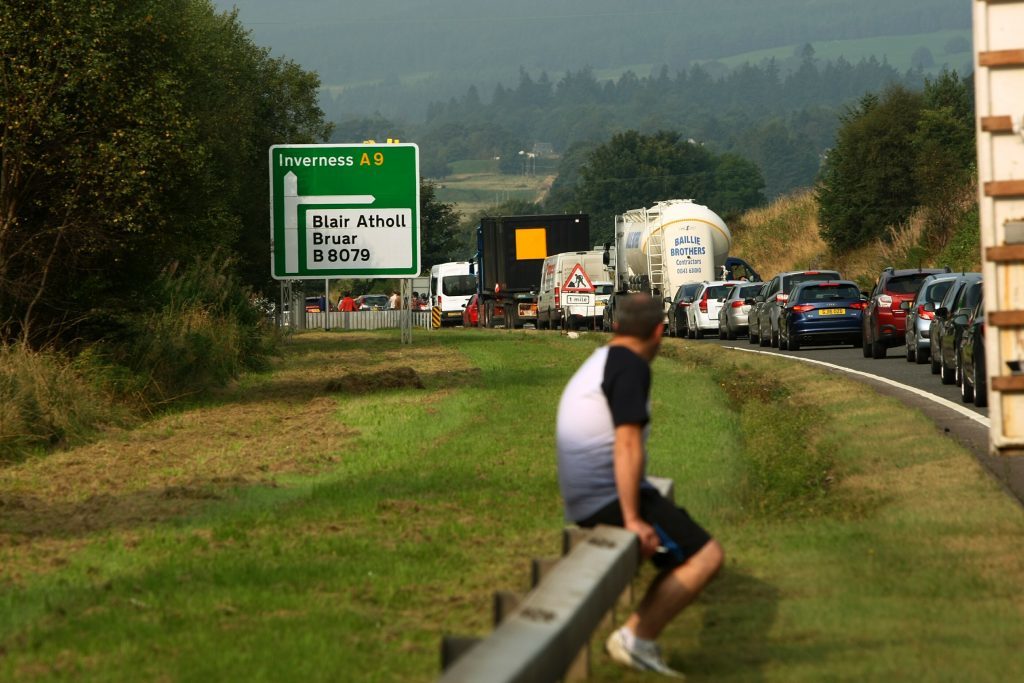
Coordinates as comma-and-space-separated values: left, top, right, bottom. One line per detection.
2, 330, 1023, 682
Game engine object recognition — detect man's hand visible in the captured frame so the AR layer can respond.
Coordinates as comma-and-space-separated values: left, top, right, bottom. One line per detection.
625, 517, 660, 558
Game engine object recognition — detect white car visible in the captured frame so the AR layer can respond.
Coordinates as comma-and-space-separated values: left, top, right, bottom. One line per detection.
686, 280, 743, 339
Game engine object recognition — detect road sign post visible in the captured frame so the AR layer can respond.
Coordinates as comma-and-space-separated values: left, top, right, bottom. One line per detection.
269, 143, 420, 280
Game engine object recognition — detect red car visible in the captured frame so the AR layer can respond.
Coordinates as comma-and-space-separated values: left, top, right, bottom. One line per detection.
863, 267, 949, 358
462, 293, 480, 327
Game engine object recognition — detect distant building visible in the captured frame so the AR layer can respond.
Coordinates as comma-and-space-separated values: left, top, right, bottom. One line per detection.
531, 142, 557, 159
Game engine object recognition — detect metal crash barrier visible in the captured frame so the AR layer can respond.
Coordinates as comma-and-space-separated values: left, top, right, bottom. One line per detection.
439, 477, 674, 683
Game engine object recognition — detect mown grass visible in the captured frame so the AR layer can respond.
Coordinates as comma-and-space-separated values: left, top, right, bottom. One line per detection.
1, 330, 1023, 682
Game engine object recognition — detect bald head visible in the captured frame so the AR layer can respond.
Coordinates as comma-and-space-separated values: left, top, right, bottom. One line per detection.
613, 293, 664, 340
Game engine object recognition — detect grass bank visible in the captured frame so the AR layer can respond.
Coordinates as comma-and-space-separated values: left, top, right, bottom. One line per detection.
1, 330, 1022, 681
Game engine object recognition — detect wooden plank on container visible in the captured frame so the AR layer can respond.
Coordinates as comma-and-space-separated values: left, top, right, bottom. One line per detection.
987, 244, 1024, 262
979, 50, 1024, 68
985, 180, 1024, 198
993, 376, 1024, 393
438, 525, 639, 683
989, 311, 1024, 327
981, 116, 1015, 133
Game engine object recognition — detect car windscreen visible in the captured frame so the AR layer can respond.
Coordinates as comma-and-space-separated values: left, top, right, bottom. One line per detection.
783, 272, 838, 292
796, 284, 861, 302
737, 284, 761, 299
960, 282, 982, 310
675, 283, 701, 301
442, 274, 477, 296
362, 295, 388, 307
886, 273, 932, 295
594, 284, 613, 295
705, 285, 732, 299
925, 280, 953, 304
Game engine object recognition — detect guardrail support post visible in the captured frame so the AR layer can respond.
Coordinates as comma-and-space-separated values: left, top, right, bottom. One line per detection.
440, 636, 482, 671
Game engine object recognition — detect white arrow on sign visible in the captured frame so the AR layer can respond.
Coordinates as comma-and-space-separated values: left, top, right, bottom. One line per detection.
283, 171, 376, 273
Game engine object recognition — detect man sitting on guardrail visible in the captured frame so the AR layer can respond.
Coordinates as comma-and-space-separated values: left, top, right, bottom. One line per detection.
556, 293, 724, 678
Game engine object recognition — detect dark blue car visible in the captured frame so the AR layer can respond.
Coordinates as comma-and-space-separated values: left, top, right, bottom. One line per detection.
779, 280, 867, 351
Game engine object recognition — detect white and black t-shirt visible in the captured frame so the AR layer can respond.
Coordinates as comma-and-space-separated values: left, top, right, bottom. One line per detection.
556, 345, 653, 521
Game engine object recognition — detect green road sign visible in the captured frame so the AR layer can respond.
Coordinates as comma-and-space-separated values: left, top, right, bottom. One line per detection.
269, 143, 420, 279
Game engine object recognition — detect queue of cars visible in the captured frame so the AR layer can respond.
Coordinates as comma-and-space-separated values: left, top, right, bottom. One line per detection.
669, 266, 988, 408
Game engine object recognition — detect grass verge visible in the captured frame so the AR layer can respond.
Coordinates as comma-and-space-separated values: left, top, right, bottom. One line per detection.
1, 330, 1022, 682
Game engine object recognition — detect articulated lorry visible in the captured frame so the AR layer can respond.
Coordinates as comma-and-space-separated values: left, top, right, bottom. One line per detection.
604, 199, 757, 326
474, 214, 590, 328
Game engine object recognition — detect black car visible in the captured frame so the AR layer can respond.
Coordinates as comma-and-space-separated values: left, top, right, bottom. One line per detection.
667, 283, 702, 338
959, 294, 987, 407
934, 277, 983, 386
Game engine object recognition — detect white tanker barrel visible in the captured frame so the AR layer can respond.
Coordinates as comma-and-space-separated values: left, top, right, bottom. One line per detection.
619, 200, 731, 293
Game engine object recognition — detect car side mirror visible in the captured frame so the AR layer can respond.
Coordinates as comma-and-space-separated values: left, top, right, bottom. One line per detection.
899, 300, 913, 310
935, 306, 948, 319
744, 297, 755, 305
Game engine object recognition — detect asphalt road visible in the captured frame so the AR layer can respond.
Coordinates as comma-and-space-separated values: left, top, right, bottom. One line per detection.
689, 333, 1024, 508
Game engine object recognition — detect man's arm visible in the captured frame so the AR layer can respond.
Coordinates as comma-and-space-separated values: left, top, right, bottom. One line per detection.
613, 423, 659, 557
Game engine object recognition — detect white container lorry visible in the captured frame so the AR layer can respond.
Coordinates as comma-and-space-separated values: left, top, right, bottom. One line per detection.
603, 199, 759, 329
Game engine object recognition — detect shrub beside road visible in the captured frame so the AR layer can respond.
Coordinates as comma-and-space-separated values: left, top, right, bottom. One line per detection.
1, 330, 1022, 681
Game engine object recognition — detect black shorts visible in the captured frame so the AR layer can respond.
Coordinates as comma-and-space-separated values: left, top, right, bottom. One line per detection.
576, 488, 712, 570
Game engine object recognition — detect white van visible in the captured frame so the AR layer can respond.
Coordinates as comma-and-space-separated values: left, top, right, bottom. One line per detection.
429, 262, 477, 326
537, 251, 613, 330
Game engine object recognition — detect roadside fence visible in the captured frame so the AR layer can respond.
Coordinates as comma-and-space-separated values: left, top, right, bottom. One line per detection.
291, 310, 433, 331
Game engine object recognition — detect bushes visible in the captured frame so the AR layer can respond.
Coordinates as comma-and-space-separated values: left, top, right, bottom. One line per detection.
107, 254, 277, 404
0, 345, 120, 462
0, 254, 276, 461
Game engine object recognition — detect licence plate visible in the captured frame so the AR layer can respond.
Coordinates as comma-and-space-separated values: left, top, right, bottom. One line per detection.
818, 308, 846, 316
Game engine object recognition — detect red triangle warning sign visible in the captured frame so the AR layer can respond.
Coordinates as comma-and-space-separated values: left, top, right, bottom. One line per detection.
562, 264, 595, 292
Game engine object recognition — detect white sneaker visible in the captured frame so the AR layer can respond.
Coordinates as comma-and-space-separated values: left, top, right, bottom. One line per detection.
605, 628, 685, 678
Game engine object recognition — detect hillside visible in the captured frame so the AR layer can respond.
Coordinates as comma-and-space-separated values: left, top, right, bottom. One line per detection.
214, 0, 969, 120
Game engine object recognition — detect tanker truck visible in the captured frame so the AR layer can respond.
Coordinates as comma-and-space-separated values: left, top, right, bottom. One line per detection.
602, 199, 758, 328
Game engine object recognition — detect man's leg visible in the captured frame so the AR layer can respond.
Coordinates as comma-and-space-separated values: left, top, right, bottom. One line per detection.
626, 538, 724, 640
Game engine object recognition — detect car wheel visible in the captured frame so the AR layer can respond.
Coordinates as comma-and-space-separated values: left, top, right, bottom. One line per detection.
871, 339, 885, 359
719, 325, 727, 340
694, 326, 704, 339
906, 344, 915, 363
916, 345, 929, 364
974, 354, 988, 408
940, 351, 955, 385
778, 327, 789, 350
862, 334, 872, 357
748, 324, 759, 344
930, 347, 941, 374
759, 323, 770, 347
955, 352, 963, 387
770, 327, 779, 348
726, 327, 737, 341
960, 362, 975, 403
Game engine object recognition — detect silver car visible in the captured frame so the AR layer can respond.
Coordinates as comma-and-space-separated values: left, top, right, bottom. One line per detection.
718, 282, 762, 339
904, 273, 959, 364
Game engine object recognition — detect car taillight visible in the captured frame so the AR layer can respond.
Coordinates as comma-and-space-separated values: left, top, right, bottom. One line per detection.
776, 293, 788, 303
699, 295, 708, 313
731, 300, 745, 308
917, 304, 934, 320
678, 301, 690, 308
878, 294, 892, 308
554, 286, 560, 307
849, 301, 867, 310
792, 304, 815, 313
437, 295, 442, 307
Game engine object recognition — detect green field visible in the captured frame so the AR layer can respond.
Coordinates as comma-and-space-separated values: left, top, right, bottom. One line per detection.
2, 330, 1023, 681
433, 165, 553, 216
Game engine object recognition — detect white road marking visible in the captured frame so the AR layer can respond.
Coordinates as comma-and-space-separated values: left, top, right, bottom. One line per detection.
729, 347, 991, 428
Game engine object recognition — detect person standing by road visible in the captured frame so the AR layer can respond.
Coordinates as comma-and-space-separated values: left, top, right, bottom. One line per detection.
338, 292, 356, 312
388, 290, 400, 310
556, 293, 724, 678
